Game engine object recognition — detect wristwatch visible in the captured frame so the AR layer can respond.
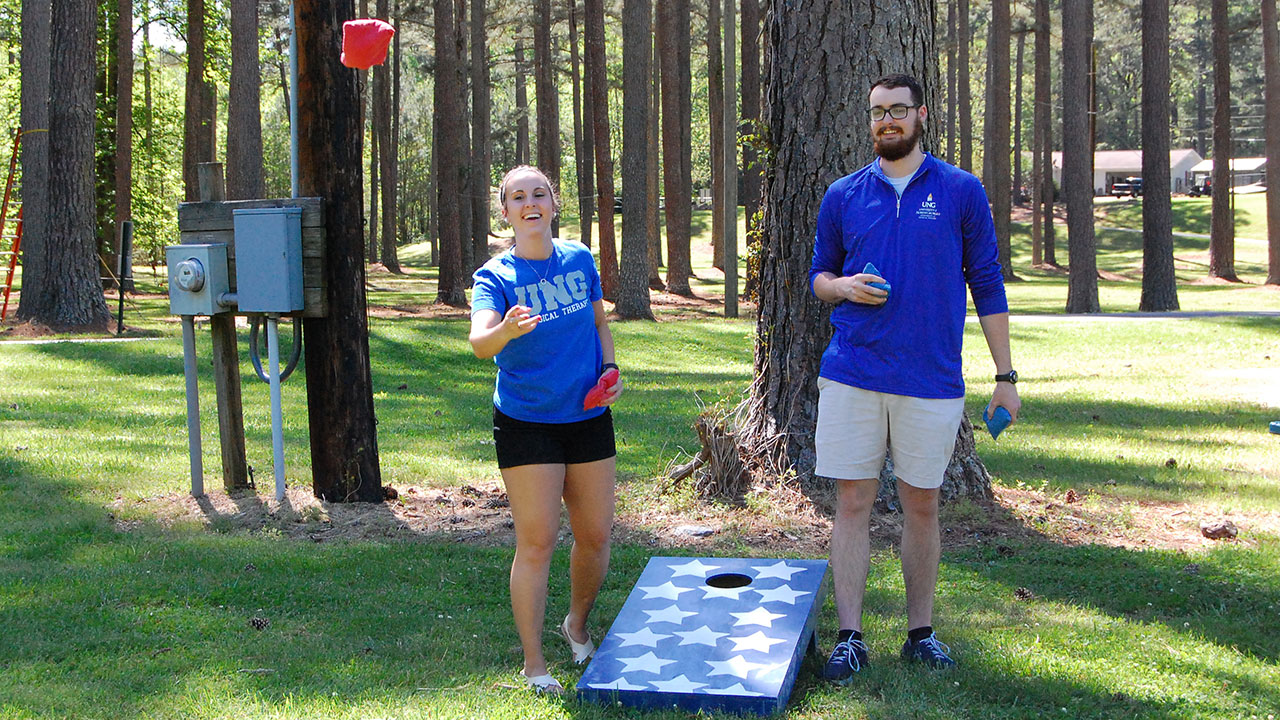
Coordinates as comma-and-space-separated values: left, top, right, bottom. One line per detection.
995, 370, 1018, 385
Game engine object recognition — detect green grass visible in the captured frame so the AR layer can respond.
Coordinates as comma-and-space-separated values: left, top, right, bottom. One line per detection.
2, 199, 1279, 718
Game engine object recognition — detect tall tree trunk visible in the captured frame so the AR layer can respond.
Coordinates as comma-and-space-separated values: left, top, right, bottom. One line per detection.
946, 0, 956, 164
989, 0, 1013, 280
1032, 0, 1054, 267
377, 0, 401, 273
296, 0, 383, 501
534, 0, 559, 236
455, 0, 473, 272
515, 38, 530, 165
708, 0, 724, 271
1265, 0, 1280, 285
617, 0, 654, 319
16, 0, 51, 322
183, 0, 215, 201
435, 0, 468, 305
676, 1, 693, 284
113, 0, 134, 292
647, 24, 663, 288
33, 0, 109, 330
227, 0, 264, 200
584, 0, 618, 298
737, 0, 991, 501
1208, 0, 1236, 281
1012, 29, 1025, 208
1063, 0, 1098, 313
1139, 0, 1178, 311
740, 0, 761, 236
958, 0, 972, 172
569, 0, 593, 247
368, 101, 380, 263
658, 0, 692, 295
472, 0, 491, 263
1195, 7, 1208, 159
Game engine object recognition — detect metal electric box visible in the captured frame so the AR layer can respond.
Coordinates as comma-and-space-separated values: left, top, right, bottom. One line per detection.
233, 207, 304, 313
166, 243, 230, 316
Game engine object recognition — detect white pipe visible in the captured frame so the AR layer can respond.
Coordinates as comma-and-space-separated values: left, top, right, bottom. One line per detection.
267, 315, 287, 501
181, 316, 204, 497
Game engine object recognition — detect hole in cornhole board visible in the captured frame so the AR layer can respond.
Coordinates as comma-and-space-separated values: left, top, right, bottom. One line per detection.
705, 573, 752, 589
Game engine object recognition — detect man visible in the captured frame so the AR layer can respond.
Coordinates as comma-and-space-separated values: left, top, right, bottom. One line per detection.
808, 73, 1020, 682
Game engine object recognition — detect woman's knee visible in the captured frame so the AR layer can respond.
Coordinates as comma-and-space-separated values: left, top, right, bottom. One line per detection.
515, 534, 558, 565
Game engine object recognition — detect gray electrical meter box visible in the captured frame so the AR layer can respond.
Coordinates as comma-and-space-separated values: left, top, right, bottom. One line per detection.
233, 207, 304, 313
166, 243, 229, 316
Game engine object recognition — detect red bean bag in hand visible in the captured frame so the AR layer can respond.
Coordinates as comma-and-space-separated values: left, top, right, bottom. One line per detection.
582, 368, 621, 411
341, 19, 396, 69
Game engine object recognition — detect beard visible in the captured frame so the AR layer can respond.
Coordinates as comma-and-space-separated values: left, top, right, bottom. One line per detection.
874, 116, 923, 161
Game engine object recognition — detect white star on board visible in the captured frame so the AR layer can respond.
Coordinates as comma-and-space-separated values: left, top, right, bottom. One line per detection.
753, 659, 789, 683
703, 682, 765, 696
649, 674, 709, 693
750, 584, 811, 605
705, 655, 768, 679
701, 584, 747, 600
668, 558, 719, 578
729, 631, 787, 653
615, 626, 672, 648
673, 624, 730, 647
750, 560, 805, 581
616, 651, 678, 675
730, 607, 787, 628
642, 604, 699, 625
586, 677, 648, 691
637, 581, 692, 601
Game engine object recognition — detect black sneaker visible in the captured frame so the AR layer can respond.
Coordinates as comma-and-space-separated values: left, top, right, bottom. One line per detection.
900, 632, 957, 668
822, 637, 869, 684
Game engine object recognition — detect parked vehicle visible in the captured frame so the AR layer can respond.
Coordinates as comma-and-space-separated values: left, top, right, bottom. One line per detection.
1110, 176, 1143, 197
1187, 180, 1211, 197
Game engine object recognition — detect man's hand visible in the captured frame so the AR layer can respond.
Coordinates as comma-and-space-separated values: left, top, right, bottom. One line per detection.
833, 273, 889, 306
988, 381, 1020, 423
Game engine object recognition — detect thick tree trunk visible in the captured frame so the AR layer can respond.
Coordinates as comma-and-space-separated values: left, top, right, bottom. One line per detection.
1063, 0, 1098, 313
227, 0, 264, 200
1265, 0, 1280, 285
377, 0, 401, 273
1012, 29, 1024, 208
958, 0, 972, 172
989, 0, 1013, 281
584, 0, 618, 298
183, 0, 215, 202
454, 0, 473, 272
16, 0, 51, 322
33, 0, 109, 330
1208, 0, 1236, 281
296, 0, 383, 502
1033, 0, 1056, 267
617, 0, 654, 320
734, 0, 991, 501
534, 0, 559, 237
708, 0, 724, 271
435, 0, 468, 305
658, 0, 692, 295
1139, 0, 1178, 311
647, 25, 663, 288
472, 0, 491, 264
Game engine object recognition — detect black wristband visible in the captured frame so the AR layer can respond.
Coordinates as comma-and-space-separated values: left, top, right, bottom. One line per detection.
602, 362, 619, 372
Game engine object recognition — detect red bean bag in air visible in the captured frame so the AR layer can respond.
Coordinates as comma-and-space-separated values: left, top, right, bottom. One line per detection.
341, 19, 395, 69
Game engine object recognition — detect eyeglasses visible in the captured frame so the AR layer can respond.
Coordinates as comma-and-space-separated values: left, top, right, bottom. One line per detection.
869, 105, 918, 121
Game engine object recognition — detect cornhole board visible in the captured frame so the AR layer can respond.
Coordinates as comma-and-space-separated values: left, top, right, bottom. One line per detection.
577, 557, 829, 715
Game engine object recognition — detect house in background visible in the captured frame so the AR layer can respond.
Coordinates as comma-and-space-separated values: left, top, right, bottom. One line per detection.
1187, 157, 1269, 189
1051, 149, 1203, 195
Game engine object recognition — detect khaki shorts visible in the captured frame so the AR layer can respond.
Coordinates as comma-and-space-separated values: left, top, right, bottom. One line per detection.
814, 377, 964, 489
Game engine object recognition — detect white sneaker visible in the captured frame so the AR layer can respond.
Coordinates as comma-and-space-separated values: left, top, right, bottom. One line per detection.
560, 615, 595, 664
521, 671, 564, 695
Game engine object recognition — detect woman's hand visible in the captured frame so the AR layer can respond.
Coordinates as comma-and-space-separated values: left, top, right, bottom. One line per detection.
501, 304, 541, 339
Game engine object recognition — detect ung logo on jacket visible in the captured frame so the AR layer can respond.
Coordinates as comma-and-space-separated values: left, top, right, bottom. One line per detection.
917, 192, 941, 221
513, 270, 592, 320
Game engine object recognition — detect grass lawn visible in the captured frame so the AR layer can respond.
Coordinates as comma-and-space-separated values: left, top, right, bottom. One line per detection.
1, 201, 1279, 718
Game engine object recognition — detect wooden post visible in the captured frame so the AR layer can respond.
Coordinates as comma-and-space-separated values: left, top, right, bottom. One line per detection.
197, 162, 250, 490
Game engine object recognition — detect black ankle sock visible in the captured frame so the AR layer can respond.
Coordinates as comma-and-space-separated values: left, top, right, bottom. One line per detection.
836, 628, 863, 644
907, 626, 933, 643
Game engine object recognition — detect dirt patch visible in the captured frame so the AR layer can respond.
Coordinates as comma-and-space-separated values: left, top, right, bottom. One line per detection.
366, 303, 471, 320
120, 479, 1274, 556
0, 319, 57, 338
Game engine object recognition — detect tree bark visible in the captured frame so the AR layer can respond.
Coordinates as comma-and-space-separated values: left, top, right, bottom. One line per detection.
472, 0, 491, 265
617, 0, 654, 320
1063, 0, 1099, 313
296, 0, 383, 502
958, 0, 972, 172
514, 38, 530, 165
647, 24, 663, 288
584, 0, 618, 298
16, 0, 51, 322
736, 0, 993, 499
227, 0, 264, 200
183, 0, 216, 202
454, 0, 473, 272
1033, 0, 1056, 267
534, 0, 559, 237
30, 0, 109, 330
376, 0, 401, 273
1208, 0, 1236, 281
1139, 0, 1178, 311
569, 0, 593, 248
946, 0, 956, 164
435, 0, 468, 305
1012, 28, 1025, 208
114, 0, 134, 292
988, 0, 1013, 280
740, 0, 762, 236
658, 0, 692, 295
709, 0, 724, 271
1265, 0, 1280, 285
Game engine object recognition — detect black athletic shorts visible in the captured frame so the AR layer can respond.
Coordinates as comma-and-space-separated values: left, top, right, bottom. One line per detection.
493, 406, 617, 468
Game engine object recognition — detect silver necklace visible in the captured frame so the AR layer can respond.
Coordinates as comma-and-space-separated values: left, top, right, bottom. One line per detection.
514, 245, 557, 288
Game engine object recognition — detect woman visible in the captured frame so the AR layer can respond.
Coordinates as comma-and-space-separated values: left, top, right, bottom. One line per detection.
469, 165, 622, 694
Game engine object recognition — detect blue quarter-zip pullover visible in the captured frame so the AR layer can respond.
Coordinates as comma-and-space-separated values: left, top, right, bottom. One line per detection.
808, 153, 1008, 399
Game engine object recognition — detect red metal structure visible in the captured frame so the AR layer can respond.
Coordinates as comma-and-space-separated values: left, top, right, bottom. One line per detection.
1, 130, 25, 321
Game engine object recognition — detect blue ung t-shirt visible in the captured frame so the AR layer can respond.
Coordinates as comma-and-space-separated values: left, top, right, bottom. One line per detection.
471, 239, 605, 424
